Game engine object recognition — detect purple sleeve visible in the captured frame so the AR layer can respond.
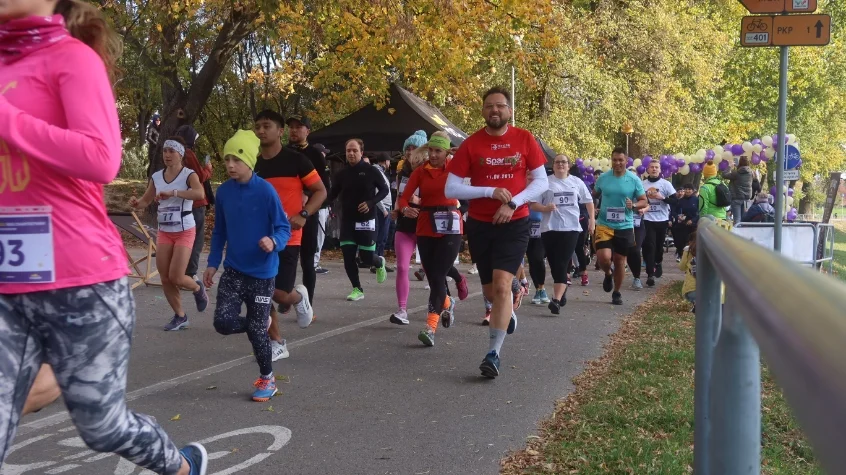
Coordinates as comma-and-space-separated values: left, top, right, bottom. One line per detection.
0, 45, 122, 184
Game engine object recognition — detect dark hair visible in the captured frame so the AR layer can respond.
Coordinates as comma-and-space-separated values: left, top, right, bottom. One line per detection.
254, 109, 285, 127
684, 183, 695, 190
346, 138, 364, 150
569, 165, 582, 178
165, 136, 186, 146
482, 86, 511, 106
688, 230, 697, 258
738, 156, 750, 167
55, 0, 123, 84
593, 169, 602, 176
611, 147, 626, 156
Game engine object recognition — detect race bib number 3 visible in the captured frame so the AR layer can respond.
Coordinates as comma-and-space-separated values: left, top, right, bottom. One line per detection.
0, 209, 55, 283
355, 219, 376, 231
433, 211, 460, 234
554, 191, 575, 207
606, 207, 626, 223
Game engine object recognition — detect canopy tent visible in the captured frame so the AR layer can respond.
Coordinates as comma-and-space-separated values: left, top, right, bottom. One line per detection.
309, 83, 468, 159
536, 137, 556, 163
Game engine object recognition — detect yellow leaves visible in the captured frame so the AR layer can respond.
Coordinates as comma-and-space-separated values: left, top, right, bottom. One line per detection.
156, 24, 162, 32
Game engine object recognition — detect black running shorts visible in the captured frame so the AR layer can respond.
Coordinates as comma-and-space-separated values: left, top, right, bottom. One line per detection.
466, 216, 530, 286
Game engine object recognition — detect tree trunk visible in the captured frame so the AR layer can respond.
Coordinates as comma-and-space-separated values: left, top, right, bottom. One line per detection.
799, 180, 813, 215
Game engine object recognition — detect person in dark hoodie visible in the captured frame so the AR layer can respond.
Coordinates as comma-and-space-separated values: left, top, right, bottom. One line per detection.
722, 156, 753, 224
671, 183, 699, 260
176, 124, 213, 280
742, 192, 776, 223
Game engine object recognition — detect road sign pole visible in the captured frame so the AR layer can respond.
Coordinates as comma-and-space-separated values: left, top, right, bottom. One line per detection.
774, 45, 788, 252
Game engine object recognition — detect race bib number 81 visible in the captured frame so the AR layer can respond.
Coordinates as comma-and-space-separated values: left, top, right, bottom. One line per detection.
0, 208, 55, 283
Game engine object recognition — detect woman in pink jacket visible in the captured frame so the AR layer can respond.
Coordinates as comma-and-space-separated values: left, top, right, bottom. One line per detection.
0, 1, 207, 473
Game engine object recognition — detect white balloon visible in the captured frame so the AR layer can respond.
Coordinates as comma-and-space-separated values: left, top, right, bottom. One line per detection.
787, 196, 794, 207
633, 158, 642, 168
787, 134, 797, 145
762, 136, 774, 147
674, 153, 685, 160
680, 164, 690, 176
712, 146, 723, 156
601, 158, 610, 167
742, 141, 753, 153
752, 144, 763, 153
721, 151, 733, 161
765, 148, 776, 159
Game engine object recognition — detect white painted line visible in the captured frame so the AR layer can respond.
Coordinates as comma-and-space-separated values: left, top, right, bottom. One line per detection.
17, 292, 482, 435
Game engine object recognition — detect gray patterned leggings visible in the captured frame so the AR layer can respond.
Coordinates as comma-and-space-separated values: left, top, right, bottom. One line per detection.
0, 277, 183, 474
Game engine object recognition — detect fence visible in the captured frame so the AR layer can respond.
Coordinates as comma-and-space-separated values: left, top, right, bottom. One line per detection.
731, 221, 835, 273
694, 218, 846, 474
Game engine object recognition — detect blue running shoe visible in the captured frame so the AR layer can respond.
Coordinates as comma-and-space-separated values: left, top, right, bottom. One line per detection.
507, 310, 517, 335
479, 350, 500, 378
179, 442, 208, 475
193, 280, 208, 313
252, 377, 278, 402
164, 314, 188, 331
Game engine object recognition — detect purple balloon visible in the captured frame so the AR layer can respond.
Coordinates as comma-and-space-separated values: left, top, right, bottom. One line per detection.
723, 144, 733, 151
718, 160, 730, 171
751, 155, 761, 165
705, 150, 715, 160
772, 134, 780, 145
731, 144, 744, 156
585, 166, 594, 174
770, 186, 778, 196
751, 138, 762, 145
575, 158, 584, 166
676, 158, 685, 167
760, 153, 770, 162
788, 188, 794, 197
636, 165, 646, 174
627, 158, 634, 167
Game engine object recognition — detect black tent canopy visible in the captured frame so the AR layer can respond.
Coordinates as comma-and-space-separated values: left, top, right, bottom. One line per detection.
309, 83, 468, 157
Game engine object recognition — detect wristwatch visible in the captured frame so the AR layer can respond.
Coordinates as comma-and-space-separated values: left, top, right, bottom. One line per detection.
506, 201, 517, 210
299, 210, 309, 219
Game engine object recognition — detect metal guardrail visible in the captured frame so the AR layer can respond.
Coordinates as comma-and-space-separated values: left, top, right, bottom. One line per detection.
694, 218, 846, 475
731, 221, 835, 273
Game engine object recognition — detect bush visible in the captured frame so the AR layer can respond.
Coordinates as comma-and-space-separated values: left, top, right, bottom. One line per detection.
120, 145, 149, 180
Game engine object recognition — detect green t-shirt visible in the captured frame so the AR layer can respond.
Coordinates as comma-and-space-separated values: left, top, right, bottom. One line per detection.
595, 170, 646, 230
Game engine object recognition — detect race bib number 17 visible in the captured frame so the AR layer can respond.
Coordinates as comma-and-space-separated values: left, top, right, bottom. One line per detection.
0, 207, 55, 283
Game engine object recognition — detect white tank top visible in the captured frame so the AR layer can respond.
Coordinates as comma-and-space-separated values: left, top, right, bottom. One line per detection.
152, 167, 196, 232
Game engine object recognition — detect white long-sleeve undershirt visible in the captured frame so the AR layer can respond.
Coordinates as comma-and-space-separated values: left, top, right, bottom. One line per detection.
445, 165, 549, 206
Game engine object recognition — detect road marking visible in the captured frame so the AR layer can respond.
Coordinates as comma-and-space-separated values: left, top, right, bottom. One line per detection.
17, 293, 481, 435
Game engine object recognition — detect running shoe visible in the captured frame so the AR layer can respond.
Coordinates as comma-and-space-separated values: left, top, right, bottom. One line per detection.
252, 377, 278, 402
441, 297, 455, 328
566, 276, 572, 286
293, 284, 314, 328
548, 299, 560, 315
512, 283, 525, 310
646, 276, 656, 287
631, 278, 643, 291
390, 309, 409, 325
193, 280, 208, 312
479, 350, 500, 379
271, 339, 289, 361
346, 288, 364, 301
602, 274, 613, 293
538, 288, 551, 304
414, 268, 426, 281
468, 264, 478, 275
418, 328, 435, 347
507, 310, 517, 334
676, 256, 682, 263
612, 291, 623, 305
376, 257, 387, 284
456, 274, 469, 301
581, 273, 589, 286
482, 308, 491, 326
164, 314, 188, 331
179, 443, 208, 475
531, 290, 543, 305
315, 266, 329, 274
655, 263, 663, 278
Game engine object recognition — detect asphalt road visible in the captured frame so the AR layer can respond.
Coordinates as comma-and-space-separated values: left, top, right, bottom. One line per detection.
3, 254, 679, 475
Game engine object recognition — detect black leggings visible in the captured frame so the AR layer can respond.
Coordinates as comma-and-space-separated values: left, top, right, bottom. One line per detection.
214, 268, 275, 376
341, 244, 376, 290
299, 214, 319, 302
627, 224, 646, 279
574, 220, 589, 272
673, 223, 691, 258
541, 231, 580, 284
642, 220, 669, 277
418, 234, 461, 314
526, 237, 546, 288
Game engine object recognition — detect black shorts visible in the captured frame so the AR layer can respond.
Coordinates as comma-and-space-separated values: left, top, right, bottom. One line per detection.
466, 217, 530, 285
275, 245, 300, 292
300, 214, 319, 255
339, 218, 376, 248
594, 225, 636, 256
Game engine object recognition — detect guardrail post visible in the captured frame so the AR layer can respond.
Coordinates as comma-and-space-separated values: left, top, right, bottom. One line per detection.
694, 220, 722, 475
708, 290, 761, 474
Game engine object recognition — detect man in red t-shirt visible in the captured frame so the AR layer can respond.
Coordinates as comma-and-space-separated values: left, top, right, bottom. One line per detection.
445, 86, 548, 379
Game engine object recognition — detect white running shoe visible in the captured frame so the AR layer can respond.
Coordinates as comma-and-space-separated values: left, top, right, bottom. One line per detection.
293, 285, 314, 328
271, 339, 289, 361
389, 309, 409, 325
468, 264, 478, 275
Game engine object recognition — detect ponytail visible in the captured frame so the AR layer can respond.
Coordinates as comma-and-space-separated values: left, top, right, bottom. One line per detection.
55, 0, 123, 83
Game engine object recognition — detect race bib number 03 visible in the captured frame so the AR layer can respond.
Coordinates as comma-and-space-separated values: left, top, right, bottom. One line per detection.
606, 207, 625, 223
433, 211, 460, 234
530, 221, 541, 238
355, 219, 376, 231
0, 208, 55, 283
554, 191, 575, 207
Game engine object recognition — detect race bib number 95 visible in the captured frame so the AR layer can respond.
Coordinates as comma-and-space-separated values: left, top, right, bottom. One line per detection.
0, 207, 55, 283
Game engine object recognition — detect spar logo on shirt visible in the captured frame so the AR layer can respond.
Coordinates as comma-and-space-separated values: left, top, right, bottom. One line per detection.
479, 153, 522, 167
491, 143, 511, 151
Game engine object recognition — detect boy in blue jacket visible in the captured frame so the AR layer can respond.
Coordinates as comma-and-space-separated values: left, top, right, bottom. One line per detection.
203, 130, 291, 402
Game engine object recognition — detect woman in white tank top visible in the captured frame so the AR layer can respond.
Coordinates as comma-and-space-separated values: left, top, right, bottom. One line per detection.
130, 137, 209, 331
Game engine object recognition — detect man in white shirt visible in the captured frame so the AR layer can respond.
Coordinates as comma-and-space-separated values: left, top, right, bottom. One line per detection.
641, 160, 678, 287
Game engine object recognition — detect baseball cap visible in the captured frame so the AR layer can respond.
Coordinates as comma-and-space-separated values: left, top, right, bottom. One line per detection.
286, 114, 312, 129
313, 143, 329, 155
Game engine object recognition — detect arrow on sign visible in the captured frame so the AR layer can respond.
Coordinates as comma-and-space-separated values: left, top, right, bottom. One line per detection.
815, 20, 824, 38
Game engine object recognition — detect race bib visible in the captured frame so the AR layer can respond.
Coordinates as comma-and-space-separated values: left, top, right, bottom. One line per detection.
648, 204, 661, 213
606, 207, 625, 223
355, 219, 376, 231
634, 215, 642, 227
433, 211, 460, 235
554, 191, 575, 207
398, 177, 409, 194
157, 205, 182, 227
530, 221, 541, 238
0, 207, 55, 283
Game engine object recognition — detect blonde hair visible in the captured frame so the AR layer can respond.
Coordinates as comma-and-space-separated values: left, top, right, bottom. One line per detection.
408, 145, 429, 169
55, 0, 123, 83
431, 131, 450, 141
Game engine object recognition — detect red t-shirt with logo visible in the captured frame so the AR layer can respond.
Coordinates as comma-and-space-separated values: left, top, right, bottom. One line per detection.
447, 126, 546, 223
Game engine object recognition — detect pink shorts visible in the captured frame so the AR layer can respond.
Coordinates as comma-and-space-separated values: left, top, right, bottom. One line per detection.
157, 228, 196, 249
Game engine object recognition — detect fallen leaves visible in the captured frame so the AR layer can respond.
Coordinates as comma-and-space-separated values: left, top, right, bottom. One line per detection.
170, 414, 181, 421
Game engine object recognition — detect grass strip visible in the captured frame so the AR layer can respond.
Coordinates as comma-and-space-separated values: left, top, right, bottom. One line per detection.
501, 282, 819, 474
